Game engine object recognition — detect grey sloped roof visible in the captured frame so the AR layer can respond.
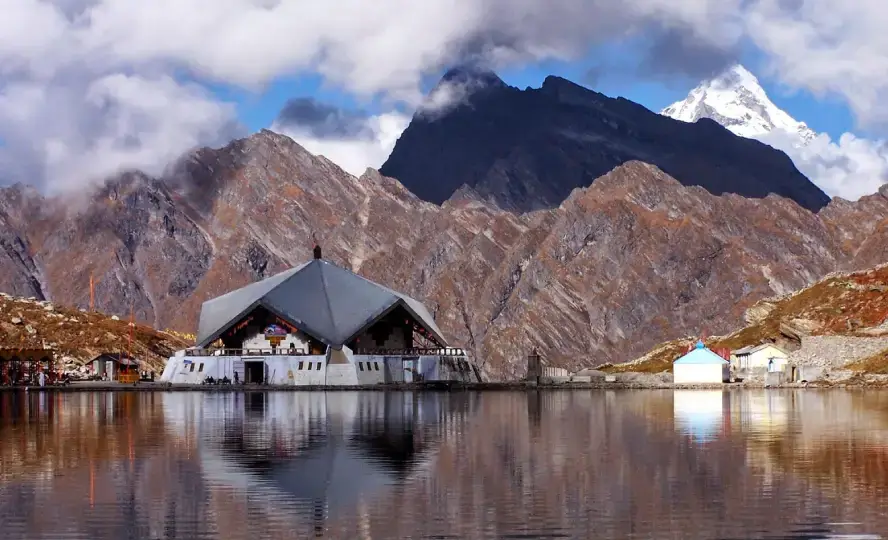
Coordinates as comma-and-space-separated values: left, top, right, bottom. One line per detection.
196, 259, 446, 348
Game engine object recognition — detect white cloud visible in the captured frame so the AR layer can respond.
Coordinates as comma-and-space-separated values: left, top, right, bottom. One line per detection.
271, 112, 410, 177
0, 72, 237, 193
743, 0, 888, 127
758, 130, 888, 201
1, 0, 887, 196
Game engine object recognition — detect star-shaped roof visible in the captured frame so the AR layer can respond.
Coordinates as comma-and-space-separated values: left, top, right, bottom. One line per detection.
196, 259, 446, 348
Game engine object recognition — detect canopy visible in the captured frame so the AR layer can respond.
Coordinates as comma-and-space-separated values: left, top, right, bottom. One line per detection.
196, 259, 446, 348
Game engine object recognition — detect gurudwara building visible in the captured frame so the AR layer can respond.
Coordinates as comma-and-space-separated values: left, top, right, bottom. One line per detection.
160, 248, 480, 386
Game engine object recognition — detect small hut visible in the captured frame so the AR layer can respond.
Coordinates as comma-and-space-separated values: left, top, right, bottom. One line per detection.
91, 353, 138, 381
673, 341, 730, 384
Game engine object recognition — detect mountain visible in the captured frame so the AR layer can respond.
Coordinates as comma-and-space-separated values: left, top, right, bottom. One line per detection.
1, 130, 888, 379
662, 65, 817, 147
380, 70, 829, 212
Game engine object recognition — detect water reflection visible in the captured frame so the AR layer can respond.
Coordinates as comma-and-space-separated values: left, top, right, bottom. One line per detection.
201, 393, 451, 525
673, 390, 729, 442
0, 390, 887, 538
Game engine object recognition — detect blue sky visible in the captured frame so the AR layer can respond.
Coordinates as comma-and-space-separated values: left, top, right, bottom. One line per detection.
4, 0, 885, 200
228, 46, 860, 143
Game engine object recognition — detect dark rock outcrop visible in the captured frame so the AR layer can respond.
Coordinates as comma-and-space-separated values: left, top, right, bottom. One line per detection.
380, 71, 830, 213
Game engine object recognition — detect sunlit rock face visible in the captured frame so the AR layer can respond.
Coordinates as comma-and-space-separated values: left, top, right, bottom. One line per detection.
0, 128, 887, 378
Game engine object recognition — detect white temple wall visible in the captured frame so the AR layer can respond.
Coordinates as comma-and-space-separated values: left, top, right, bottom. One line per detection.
161, 352, 475, 385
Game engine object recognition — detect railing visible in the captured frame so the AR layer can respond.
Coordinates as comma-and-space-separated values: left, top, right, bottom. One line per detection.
184, 347, 311, 357
542, 366, 569, 378
353, 348, 468, 356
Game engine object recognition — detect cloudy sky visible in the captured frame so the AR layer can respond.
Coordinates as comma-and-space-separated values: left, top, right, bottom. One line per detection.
1, 0, 887, 200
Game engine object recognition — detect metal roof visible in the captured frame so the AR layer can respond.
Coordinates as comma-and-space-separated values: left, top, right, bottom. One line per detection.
674, 341, 729, 365
196, 259, 447, 348
732, 343, 787, 356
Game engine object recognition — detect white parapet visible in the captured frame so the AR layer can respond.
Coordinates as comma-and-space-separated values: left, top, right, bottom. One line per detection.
160, 351, 479, 386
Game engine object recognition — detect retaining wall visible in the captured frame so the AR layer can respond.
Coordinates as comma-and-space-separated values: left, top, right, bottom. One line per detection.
789, 335, 888, 369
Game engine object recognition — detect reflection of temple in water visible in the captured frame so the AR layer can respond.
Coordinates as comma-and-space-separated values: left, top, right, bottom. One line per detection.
160, 391, 478, 533
0, 391, 478, 539
7, 391, 888, 538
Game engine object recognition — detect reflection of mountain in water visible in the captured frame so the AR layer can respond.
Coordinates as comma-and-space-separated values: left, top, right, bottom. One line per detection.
6, 391, 888, 538
198, 392, 473, 522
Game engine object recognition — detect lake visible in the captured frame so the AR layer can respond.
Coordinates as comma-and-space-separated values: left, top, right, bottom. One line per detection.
0, 389, 886, 539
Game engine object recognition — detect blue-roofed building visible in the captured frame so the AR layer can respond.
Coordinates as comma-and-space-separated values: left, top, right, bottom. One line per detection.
673, 341, 730, 384
160, 247, 480, 386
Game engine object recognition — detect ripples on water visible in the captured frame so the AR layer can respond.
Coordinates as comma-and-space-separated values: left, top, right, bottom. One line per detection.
0, 390, 887, 539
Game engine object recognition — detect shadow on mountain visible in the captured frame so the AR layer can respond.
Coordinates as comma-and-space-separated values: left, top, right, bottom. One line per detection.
380, 69, 830, 213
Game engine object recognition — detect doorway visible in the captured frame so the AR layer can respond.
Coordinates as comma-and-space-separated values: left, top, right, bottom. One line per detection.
244, 360, 266, 384
402, 357, 419, 383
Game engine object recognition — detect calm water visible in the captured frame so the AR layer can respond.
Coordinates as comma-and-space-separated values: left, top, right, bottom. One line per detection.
0, 390, 887, 539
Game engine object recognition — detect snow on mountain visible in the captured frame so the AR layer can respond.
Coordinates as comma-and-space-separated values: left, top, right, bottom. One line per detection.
662, 65, 816, 147
662, 65, 888, 202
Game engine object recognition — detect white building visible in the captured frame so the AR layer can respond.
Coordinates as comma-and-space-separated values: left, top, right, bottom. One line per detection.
161, 248, 480, 386
731, 343, 789, 372
673, 341, 730, 384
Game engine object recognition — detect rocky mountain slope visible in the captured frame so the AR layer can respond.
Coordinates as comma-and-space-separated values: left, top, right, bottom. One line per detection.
380, 68, 829, 212
0, 293, 187, 373
662, 65, 816, 146
608, 263, 888, 375
1, 131, 888, 379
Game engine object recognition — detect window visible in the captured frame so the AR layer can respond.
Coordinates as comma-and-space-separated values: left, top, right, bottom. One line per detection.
316, 362, 322, 370
298, 361, 304, 370
374, 362, 380, 371
307, 363, 312, 371
189, 363, 195, 372
198, 363, 204, 373
358, 362, 364, 371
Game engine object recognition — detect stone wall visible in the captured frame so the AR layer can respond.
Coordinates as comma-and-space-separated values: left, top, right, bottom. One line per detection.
789, 336, 888, 369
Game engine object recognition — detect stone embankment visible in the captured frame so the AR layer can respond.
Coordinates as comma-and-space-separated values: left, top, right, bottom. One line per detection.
789, 335, 888, 369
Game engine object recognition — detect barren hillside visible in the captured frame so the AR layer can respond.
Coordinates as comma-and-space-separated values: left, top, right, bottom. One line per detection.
606, 264, 888, 374
0, 293, 189, 373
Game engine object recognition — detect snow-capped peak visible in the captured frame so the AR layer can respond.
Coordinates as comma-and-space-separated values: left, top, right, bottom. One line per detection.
662, 65, 816, 146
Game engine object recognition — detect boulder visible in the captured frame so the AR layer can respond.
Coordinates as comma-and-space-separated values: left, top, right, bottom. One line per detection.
745, 301, 776, 325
